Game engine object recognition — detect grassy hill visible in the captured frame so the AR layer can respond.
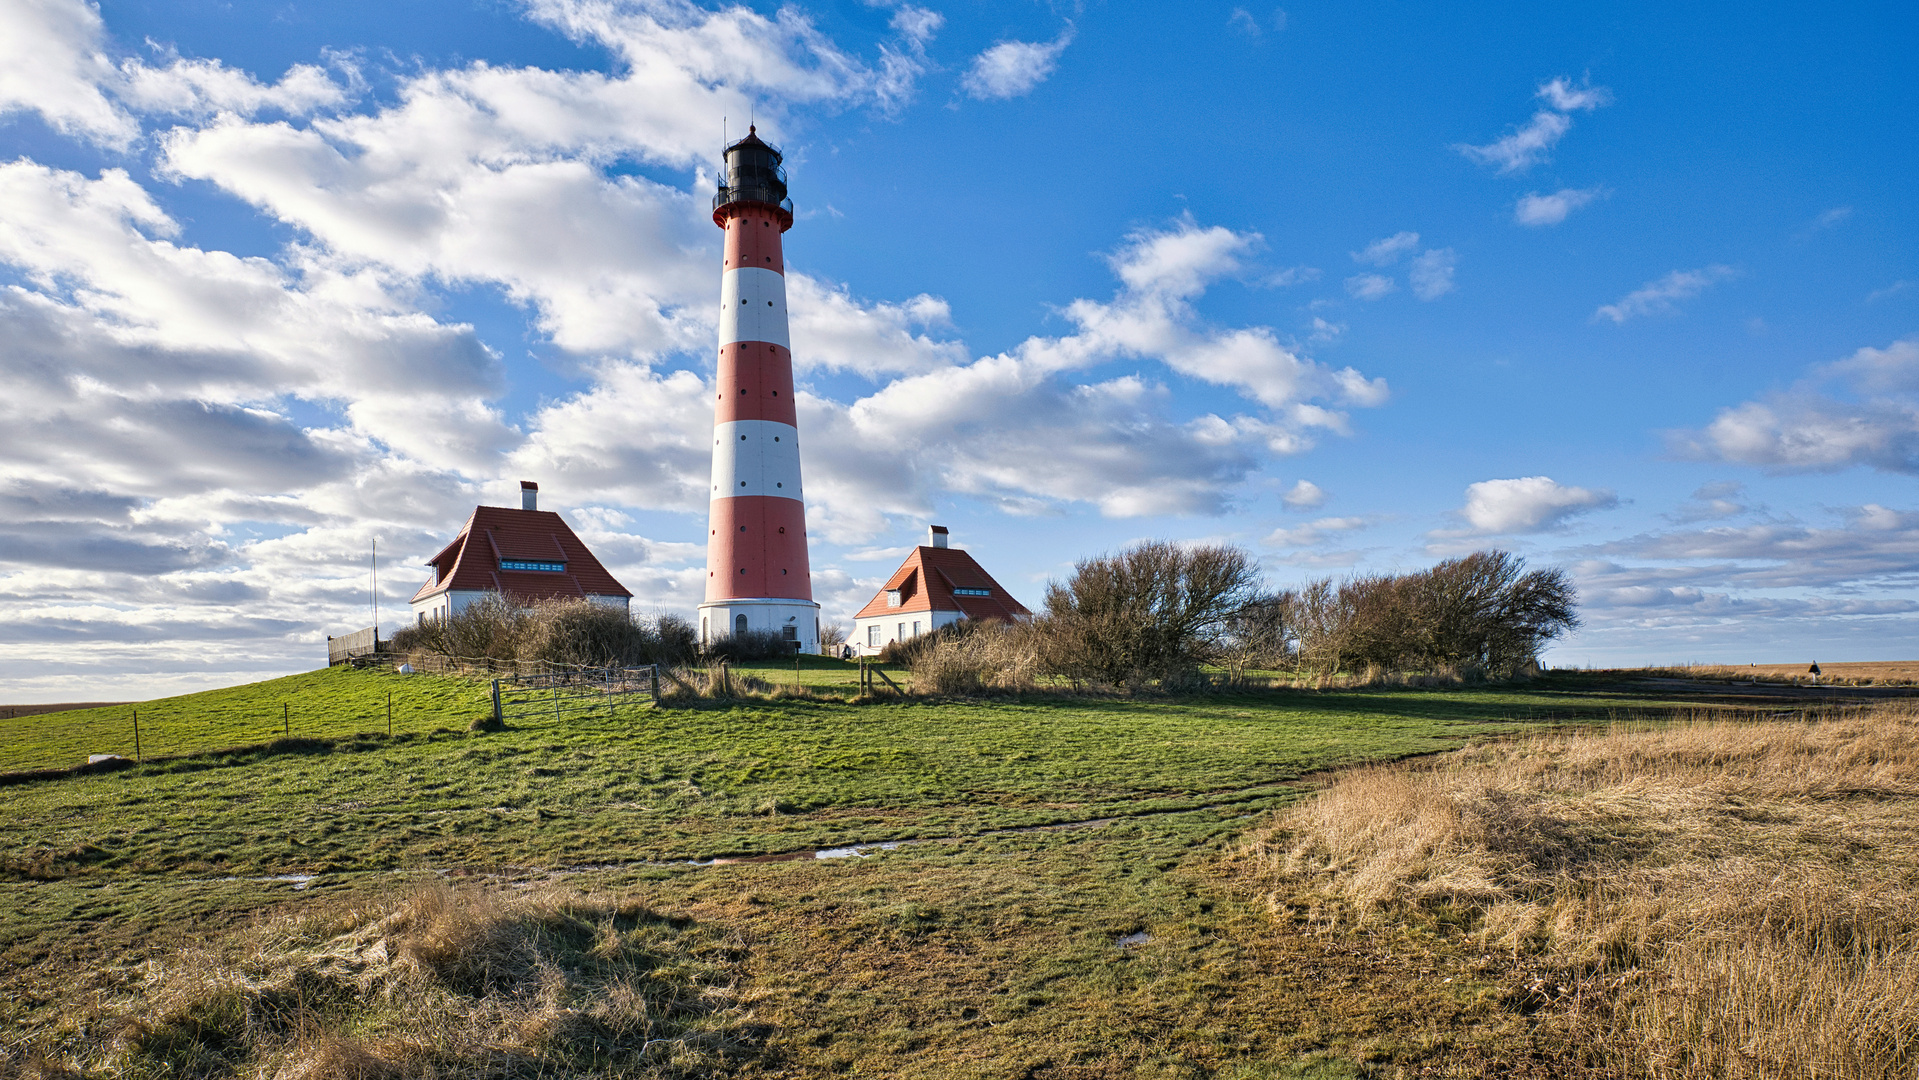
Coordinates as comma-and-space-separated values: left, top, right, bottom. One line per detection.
0, 665, 1774, 1078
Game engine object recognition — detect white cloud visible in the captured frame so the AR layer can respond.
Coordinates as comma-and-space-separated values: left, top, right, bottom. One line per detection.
1345, 273, 1395, 300
1451, 476, 1619, 535
1798, 205, 1853, 235
1457, 110, 1571, 174
525, 0, 930, 113
0, 0, 137, 144
787, 276, 968, 378
1515, 186, 1604, 226
1535, 76, 1612, 112
888, 6, 944, 47
1351, 231, 1419, 266
1263, 264, 1320, 287
118, 55, 350, 119
1677, 338, 1919, 474
960, 28, 1074, 100
1867, 280, 1912, 304
1408, 247, 1456, 301
1580, 503, 1919, 596
0, 0, 356, 147
1229, 8, 1285, 36
1457, 77, 1610, 175
1669, 480, 1750, 523
1281, 479, 1326, 510
1593, 265, 1736, 324
1308, 316, 1344, 343
1822, 336, 1919, 396
1264, 515, 1368, 547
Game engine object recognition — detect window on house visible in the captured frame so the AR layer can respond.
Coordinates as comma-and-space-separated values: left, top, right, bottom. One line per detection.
912, 620, 921, 636
897, 623, 905, 641
500, 560, 565, 572
867, 625, 881, 647
953, 587, 991, 596
885, 589, 902, 607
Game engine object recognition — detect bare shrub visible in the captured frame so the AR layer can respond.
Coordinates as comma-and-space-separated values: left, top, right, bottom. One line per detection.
818, 622, 847, 652
1041, 541, 1262, 688
907, 619, 1042, 695
1279, 550, 1578, 677
390, 600, 696, 669
1248, 703, 1919, 1078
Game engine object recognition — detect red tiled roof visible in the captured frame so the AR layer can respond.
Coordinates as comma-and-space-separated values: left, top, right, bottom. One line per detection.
853, 545, 1031, 622
409, 505, 632, 605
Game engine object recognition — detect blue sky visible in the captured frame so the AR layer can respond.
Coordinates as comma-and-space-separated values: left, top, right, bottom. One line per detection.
0, 0, 1914, 699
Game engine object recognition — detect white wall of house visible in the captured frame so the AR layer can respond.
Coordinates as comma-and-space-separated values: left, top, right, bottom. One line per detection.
411, 589, 628, 625
852, 608, 963, 655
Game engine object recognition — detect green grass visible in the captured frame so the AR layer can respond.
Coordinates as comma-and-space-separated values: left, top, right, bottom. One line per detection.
0, 666, 491, 771
0, 667, 1751, 1077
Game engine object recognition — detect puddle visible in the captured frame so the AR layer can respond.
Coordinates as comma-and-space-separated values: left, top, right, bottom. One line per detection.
1116, 931, 1152, 948
183, 873, 317, 890
707, 841, 903, 866
815, 842, 900, 859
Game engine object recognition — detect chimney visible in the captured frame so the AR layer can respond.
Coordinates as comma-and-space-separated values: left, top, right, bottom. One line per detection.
928, 525, 948, 549
521, 480, 538, 512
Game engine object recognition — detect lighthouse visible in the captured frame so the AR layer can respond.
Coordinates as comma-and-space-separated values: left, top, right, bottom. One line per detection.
698, 127, 819, 652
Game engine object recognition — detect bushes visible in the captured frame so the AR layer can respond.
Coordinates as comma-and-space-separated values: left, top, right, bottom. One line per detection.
900, 544, 1577, 693
699, 629, 796, 662
903, 619, 1042, 695
389, 598, 699, 669
1040, 541, 1262, 688
1275, 551, 1578, 677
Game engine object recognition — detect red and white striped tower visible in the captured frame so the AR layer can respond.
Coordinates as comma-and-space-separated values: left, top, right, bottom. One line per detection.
699, 126, 818, 651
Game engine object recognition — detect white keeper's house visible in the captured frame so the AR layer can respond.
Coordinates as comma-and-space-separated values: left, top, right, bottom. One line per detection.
851, 526, 1030, 654
409, 481, 632, 624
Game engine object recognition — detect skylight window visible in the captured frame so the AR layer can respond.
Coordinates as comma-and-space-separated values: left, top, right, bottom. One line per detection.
953, 587, 991, 596
501, 560, 566, 572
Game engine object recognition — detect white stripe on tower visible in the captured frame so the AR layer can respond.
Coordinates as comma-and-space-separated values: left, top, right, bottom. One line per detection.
710, 419, 804, 500
718, 267, 791, 349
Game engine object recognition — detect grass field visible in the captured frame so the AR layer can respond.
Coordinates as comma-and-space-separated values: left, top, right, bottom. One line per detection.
0, 665, 1882, 1078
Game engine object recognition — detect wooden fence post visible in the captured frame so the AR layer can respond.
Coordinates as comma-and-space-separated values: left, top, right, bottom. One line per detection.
649, 665, 661, 705
386, 691, 393, 737
133, 709, 141, 762
283, 702, 289, 736
491, 679, 503, 724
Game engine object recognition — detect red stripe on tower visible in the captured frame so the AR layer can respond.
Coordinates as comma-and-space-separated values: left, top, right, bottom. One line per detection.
698, 127, 819, 652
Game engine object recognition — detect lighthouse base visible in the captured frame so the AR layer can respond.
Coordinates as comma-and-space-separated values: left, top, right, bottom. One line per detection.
698, 597, 821, 654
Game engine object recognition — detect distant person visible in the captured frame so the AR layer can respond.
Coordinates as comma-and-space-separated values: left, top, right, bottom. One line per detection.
1809, 662, 1821, 684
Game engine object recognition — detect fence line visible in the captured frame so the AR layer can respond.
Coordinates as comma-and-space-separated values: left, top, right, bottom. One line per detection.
491, 665, 662, 725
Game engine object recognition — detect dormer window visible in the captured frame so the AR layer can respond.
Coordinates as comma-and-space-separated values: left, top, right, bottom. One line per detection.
885, 589, 903, 607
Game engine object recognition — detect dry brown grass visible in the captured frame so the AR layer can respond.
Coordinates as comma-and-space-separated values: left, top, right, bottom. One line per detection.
1627, 660, 1919, 686
1247, 703, 1919, 1078
13, 883, 754, 1079
908, 620, 1043, 695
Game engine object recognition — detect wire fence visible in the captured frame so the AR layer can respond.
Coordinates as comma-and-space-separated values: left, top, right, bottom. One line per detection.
490, 666, 663, 725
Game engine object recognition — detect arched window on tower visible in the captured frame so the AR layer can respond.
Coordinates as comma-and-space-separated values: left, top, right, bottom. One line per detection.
735, 614, 749, 635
